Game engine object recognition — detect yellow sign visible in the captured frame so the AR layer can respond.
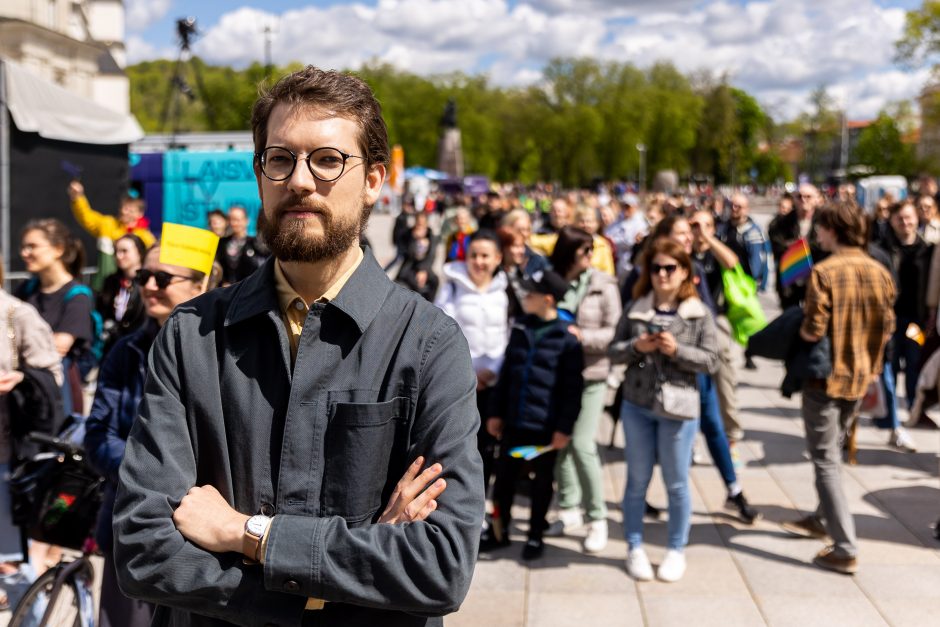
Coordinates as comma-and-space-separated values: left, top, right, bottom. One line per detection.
159, 223, 220, 276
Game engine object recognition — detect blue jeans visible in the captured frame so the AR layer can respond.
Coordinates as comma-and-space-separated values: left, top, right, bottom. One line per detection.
621, 399, 699, 550
876, 361, 901, 429
698, 374, 737, 488
891, 315, 922, 409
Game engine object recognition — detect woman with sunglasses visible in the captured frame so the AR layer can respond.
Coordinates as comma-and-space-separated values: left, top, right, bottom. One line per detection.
84, 245, 219, 627
609, 238, 718, 583
648, 216, 758, 527
546, 226, 621, 553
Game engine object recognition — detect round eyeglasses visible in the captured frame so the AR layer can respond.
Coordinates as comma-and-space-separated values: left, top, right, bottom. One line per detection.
256, 146, 364, 182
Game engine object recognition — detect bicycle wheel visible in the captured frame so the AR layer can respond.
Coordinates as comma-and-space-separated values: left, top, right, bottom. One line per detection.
8, 566, 82, 627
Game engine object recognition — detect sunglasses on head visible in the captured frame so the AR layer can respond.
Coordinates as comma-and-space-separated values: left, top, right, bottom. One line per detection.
137, 269, 195, 289
650, 263, 679, 276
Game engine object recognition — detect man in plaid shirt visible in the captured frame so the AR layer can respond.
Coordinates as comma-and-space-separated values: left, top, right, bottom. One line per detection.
781, 202, 896, 575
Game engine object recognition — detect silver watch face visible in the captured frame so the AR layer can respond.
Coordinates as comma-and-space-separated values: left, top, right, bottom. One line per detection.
246, 515, 271, 537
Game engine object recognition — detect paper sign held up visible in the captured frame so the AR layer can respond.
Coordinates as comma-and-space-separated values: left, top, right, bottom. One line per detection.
159, 223, 220, 276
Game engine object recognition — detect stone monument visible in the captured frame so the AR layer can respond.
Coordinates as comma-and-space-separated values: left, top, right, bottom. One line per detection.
437, 98, 464, 178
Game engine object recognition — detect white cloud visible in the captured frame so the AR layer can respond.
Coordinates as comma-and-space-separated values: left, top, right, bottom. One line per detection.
182, 0, 926, 120
126, 0, 173, 32
125, 34, 176, 64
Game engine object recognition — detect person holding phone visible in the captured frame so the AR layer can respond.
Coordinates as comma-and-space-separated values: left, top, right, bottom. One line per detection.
609, 238, 718, 583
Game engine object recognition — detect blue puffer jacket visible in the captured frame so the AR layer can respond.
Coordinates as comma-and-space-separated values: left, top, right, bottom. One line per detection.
493, 315, 584, 436
84, 318, 159, 550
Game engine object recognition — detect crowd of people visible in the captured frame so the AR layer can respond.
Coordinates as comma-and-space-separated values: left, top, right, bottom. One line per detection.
0, 65, 938, 623
389, 178, 939, 579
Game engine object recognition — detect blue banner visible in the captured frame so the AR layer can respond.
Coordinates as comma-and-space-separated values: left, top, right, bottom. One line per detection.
132, 151, 263, 235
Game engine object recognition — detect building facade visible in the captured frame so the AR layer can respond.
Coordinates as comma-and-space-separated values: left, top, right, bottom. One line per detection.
0, 0, 129, 113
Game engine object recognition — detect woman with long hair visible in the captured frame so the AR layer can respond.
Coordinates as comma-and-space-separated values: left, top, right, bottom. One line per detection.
16, 219, 92, 416
610, 238, 718, 583
0, 258, 62, 610
646, 216, 758, 524
97, 233, 148, 356
547, 226, 621, 553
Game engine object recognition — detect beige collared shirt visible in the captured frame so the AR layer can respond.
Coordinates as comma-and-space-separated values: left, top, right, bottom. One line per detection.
262, 248, 363, 611
273, 247, 364, 366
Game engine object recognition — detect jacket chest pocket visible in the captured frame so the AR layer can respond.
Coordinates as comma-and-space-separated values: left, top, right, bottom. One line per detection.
321, 397, 409, 522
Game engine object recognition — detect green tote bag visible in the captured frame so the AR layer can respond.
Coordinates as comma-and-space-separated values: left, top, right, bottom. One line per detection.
721, 264, 767, 345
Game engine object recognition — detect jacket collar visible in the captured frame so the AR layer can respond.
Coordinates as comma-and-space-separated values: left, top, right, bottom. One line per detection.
225, 246, 391, 334
127, 317, 161, 356
627, 292, 708, 321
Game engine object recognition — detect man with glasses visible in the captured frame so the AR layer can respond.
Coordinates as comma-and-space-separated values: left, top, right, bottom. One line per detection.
717, 193, 769, 291
769, 183, 825, 309
113, 67, 484, 626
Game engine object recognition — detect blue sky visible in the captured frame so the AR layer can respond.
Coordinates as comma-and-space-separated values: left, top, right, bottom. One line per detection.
125, 0, 932, 120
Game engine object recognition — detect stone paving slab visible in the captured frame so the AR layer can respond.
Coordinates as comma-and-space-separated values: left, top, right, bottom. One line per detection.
450, 288, 940, 627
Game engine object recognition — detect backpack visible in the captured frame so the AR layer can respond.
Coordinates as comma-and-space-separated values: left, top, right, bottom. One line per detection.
21, 278, 105, 362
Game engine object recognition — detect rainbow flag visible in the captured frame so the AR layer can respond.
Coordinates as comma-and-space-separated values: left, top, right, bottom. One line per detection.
508, 445, 554, 461
780, 238, 813, 288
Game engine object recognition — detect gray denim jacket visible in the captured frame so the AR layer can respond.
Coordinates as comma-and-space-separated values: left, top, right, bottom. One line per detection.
113, 249, 484, 626
608, 293, 719, 410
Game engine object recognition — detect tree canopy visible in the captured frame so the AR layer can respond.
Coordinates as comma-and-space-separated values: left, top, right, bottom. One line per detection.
128, 57, 788, 187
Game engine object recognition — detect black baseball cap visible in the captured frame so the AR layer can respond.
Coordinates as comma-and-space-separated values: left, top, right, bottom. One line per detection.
520, 269, 570, 302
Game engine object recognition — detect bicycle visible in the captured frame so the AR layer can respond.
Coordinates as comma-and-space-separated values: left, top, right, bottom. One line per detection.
8, 430, 102, 627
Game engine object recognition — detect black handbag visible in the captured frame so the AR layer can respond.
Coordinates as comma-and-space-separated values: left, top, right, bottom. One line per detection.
9, 445, 104, 550
6, 305, 65, 464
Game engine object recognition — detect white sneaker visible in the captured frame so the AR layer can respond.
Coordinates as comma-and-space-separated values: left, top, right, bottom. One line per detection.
657, 549, 686, 582
545, 508, 583, 537
583, 519, 608, 554
625, 547, 654, 581
889, 427, 917, 453
692, 438, 708, 465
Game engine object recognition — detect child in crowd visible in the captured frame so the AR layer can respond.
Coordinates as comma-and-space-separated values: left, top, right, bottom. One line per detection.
482, 269, 584, 560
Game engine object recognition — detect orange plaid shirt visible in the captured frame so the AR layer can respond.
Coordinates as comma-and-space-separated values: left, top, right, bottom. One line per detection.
800, 248, 896, 400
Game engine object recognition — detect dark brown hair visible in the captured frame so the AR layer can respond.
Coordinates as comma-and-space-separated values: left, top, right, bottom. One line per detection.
22, 219, 85, 278
816, 201, 868, 247
633, 237, 698, 302
250, 66, 390, 169
549, 226, 594, 277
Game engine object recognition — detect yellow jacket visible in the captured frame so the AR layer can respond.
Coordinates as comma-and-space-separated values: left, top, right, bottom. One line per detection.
71, 195, 156, 248
527, 232, 616, 276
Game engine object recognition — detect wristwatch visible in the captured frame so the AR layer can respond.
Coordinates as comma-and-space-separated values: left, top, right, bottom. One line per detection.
243, 515, 272, 562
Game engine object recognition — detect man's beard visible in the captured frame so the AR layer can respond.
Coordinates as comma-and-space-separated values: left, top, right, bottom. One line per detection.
258, 195, 370, 263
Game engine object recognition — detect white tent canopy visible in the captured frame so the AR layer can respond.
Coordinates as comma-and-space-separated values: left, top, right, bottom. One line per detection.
1, 57, 143, 145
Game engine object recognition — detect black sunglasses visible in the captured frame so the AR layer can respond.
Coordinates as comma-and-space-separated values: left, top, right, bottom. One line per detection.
650, 263, 679, 276
137, 269, 195, 289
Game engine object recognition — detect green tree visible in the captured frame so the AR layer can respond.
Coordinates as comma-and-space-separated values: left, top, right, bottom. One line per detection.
852, 112, 916, 176
643, 63, 703, 182
896, 1, 940, 67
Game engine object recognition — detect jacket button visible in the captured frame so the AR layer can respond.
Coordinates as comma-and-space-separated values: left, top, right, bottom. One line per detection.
261, 502, 275, 516
284, 580, 300, 592
638, 362, 645, 369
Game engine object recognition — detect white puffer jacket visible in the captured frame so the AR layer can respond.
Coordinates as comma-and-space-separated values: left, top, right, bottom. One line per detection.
434, 262, 509, 377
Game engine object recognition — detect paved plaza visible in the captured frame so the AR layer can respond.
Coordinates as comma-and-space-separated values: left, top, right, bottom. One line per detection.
1, 211, 937, 626
448, 287, 940, 627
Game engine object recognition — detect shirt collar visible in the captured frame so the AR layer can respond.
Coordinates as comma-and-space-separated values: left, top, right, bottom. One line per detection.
226, 246, 390, 334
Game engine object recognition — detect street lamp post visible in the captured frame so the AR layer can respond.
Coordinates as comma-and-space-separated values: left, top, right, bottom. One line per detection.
636, 143, 647, 196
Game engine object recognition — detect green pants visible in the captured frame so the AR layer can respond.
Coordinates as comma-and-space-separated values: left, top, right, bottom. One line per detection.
554, 380, 608, 522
